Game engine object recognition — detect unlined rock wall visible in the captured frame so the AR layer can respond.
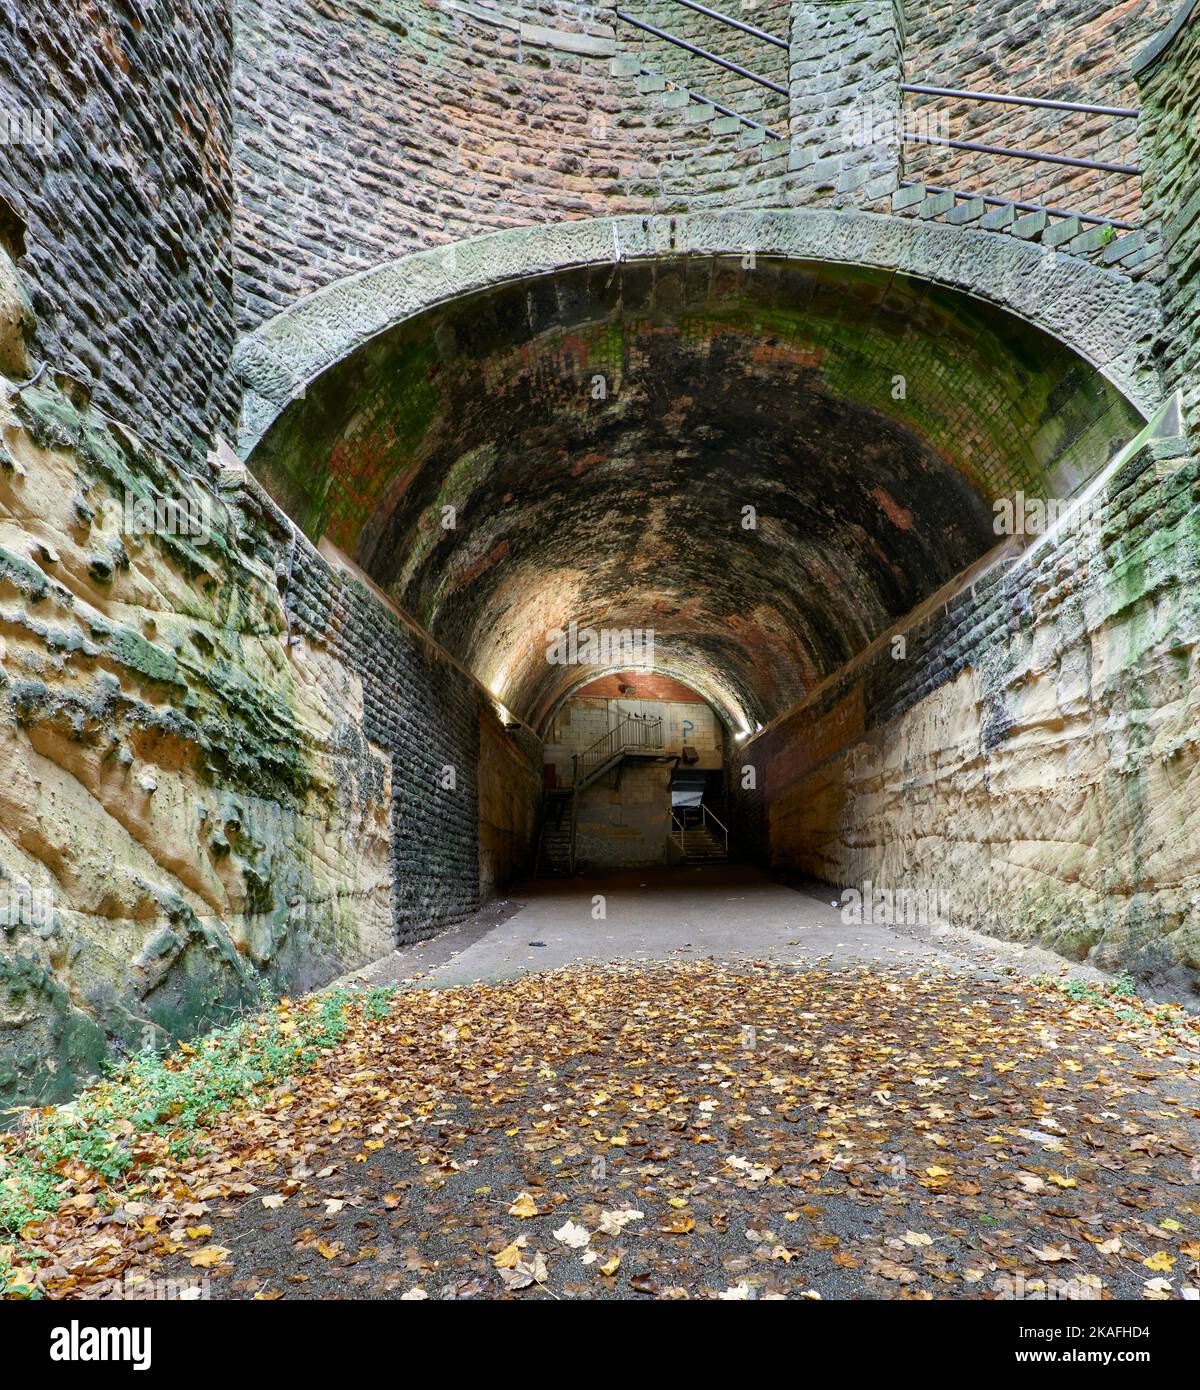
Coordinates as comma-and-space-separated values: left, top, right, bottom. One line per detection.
731, 431, 1200, 993
0, 359, 539, 1107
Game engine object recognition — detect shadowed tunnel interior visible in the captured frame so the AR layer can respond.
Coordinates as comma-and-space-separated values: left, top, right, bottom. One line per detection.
248, 257, 1146, 731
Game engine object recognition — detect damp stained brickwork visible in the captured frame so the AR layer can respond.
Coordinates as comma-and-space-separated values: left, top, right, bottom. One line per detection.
247, 255, 1144, 731
0, 0, 238, 465
282, 550, 533, 945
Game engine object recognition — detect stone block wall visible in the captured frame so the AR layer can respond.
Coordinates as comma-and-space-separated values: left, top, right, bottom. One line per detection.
900, 0, 1173, 226
789, 1, 905, 209
636, 0, 791, 131
1136, 2, 1200, 445
731, 431, 1200, 993
281, 547, 541, 947
543, 690, 724, 786
234, 0, 788, 332
0, 0, 238, 465
575, 760, 675, 867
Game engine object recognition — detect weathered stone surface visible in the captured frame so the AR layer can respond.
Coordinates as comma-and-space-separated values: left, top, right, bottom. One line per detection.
732, 430, 1200, 993
0, 368, 539, 1106
0, 0, 238, 464
234, 208, 1162, 456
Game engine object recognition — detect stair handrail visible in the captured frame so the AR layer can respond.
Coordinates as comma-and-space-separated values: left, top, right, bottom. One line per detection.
701, 803, 728, 853
572, 714, 663, 787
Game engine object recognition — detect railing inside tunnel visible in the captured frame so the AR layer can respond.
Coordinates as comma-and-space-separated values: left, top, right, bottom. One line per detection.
671, 803, 729, 856
573, 714, 665, 790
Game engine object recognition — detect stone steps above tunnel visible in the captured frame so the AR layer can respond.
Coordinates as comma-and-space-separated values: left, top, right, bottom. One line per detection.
610, 53, 789, 172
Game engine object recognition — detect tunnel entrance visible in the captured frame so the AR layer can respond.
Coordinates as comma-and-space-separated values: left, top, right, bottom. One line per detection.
539, 669, 728, 873
241, 247, 1176, 971
247, 253, 1144, 734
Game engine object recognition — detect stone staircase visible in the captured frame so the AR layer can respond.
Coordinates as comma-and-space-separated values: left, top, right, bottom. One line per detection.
678, 824, 729, 863
890, 182, 1155, 274
611, 54, 789, 161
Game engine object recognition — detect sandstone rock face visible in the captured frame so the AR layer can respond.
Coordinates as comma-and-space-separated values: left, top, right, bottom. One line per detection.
0, 372, 538, 1106
0, 250, 33, 382
733, 433, 1200, 995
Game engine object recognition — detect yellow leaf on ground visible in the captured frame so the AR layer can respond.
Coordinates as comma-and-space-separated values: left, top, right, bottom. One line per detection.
189, 1245, 231, 1269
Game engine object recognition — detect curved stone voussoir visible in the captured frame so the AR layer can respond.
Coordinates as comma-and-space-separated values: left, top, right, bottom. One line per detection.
234, 210, 1162, 455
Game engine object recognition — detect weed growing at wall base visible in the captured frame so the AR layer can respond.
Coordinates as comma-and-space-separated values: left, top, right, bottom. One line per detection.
0, 984, 397, 1281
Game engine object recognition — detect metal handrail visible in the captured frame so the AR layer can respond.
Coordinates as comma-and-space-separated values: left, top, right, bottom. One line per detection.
902, 83, 1138, 120
902, 130, 1140, 177
702, 804, 728, 840
614, 10, 788, 96
664, 0, 787, 49
573, 714, 663, 787
671, 803, 728, 855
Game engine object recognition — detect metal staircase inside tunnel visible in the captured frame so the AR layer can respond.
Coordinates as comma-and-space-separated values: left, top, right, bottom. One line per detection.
536, 715, 666, 877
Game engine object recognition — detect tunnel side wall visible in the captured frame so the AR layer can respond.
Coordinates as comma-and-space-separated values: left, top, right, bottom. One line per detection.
730, 433, 1200, 991
0, 368, 541, 1109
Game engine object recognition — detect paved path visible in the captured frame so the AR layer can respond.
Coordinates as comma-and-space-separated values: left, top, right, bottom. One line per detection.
33, 865, 1195, 1303
350, 864, 1112, 993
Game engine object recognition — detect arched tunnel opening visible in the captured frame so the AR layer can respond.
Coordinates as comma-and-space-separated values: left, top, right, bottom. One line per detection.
251, 257, 1142, 730
5, 0, 1200, 1314
245, 253, 1148, 908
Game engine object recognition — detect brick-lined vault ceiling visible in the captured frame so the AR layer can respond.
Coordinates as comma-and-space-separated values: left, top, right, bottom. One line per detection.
247, 257, 1145, 730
